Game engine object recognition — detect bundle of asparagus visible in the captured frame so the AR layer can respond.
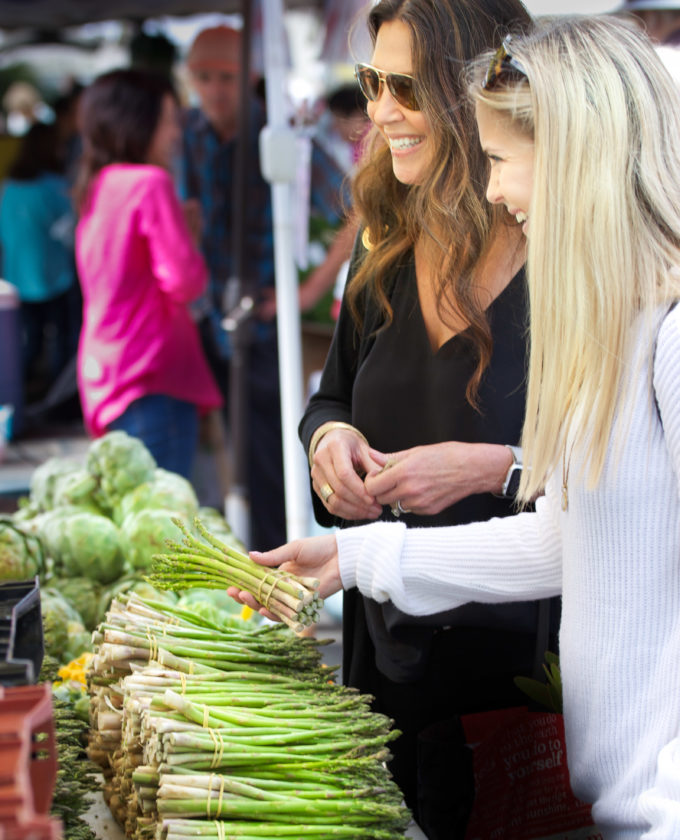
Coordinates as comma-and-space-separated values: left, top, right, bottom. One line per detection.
87, 593, 335, 828
164, 821, 402, 839
87, 593, 411, 839
130, 678, 409, 838
147, 518, 324, 631
91, 596, 330, 681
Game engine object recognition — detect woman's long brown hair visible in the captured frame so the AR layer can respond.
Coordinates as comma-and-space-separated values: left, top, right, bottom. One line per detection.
348, 0, 531, 406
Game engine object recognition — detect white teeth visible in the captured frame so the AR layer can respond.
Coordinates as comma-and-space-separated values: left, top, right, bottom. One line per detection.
515, 211, 527, 223
389, 136, 422, 150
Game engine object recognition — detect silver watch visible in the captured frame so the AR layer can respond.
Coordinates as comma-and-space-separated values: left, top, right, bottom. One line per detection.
501, 445, 523, 497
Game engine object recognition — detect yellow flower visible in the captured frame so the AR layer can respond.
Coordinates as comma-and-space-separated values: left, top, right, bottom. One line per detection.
56, 651, 94, 687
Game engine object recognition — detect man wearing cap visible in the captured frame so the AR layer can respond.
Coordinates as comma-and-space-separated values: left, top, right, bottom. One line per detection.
179, 25, 353, 551
619, 0, 680, 45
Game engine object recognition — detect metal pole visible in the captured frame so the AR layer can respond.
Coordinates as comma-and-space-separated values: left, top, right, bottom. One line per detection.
261, 0, 309, 540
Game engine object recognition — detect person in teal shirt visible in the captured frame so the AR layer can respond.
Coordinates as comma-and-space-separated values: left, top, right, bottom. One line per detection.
0, 120, 77, 398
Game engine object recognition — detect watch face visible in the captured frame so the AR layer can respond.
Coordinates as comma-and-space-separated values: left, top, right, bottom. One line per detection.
505, 465, 522, 497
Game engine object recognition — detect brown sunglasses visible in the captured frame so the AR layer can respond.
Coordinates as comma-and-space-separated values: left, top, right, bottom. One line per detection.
355, 62, 420, 111
483, 36, 528, 90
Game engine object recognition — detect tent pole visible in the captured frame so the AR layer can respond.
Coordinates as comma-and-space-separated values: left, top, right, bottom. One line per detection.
261, 0, 310, 541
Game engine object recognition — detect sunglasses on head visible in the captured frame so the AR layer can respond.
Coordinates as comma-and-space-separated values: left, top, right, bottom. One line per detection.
483, 35, 528, 90
355, 62, 420, 111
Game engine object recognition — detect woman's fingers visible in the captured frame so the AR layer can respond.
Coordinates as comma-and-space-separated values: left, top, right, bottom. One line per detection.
226, 586, 279, 620
312, 438, 382, 518
365, 454, 400, 498
250, 536, 342, 599
367, 447, 391, 469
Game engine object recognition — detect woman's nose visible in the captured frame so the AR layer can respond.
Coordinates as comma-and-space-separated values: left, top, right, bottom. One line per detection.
486, 171, 502, 205
369, 85, 403, 125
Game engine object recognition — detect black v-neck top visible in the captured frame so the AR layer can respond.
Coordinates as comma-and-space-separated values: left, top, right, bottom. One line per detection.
300, 244, 546, 680
352, 254, 528, 523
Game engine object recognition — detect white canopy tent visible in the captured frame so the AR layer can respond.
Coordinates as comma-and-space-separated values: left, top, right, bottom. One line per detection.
0, 0, 320, 29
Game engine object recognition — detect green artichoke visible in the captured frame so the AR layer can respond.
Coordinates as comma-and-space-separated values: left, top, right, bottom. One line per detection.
114, 467, 199, 525
53, 576, 103, 631
40, 587, 91, 663
86, 431, 156, 513
42, 510, 125, 584
120, 508, 189, 571
29, 457, 81, 511
0, 519, 44, 582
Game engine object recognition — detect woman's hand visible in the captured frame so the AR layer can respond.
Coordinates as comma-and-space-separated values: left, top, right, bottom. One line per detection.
311, 429, 383, 521
226, 535, 342, 619
365, 441, 514, 516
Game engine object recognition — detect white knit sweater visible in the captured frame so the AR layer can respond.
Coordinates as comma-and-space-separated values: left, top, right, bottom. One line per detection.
337, 305, 680, 840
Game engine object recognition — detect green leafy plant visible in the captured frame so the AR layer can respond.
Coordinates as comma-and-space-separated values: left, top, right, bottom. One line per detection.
514, 651, 563, 713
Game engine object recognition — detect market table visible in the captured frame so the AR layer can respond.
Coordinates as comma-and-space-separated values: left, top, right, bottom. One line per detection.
3, 429, 430, 840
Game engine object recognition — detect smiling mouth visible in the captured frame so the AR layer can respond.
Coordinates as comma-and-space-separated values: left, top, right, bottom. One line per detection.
515, 211, 527, 224
388, 136, 423, 151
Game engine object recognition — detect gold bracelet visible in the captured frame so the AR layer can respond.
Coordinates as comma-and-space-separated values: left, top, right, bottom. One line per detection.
308, 421, 369, 468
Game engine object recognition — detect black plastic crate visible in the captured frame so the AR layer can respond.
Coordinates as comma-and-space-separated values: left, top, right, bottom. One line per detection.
0, 578, 43, 686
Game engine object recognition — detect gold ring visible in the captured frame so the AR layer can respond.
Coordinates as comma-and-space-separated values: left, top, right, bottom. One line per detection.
391, 500, 411, 517
320, 483, 335, 503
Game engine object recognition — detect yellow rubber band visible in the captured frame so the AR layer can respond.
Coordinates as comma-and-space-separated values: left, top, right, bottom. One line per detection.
262, 574, 278, 611
208, 729, 225, 769
208, 728, 219, 768
179, 673, 187, 695
216, 775, 225, 818
207, 774, 214, 819
146, 630, 158, 662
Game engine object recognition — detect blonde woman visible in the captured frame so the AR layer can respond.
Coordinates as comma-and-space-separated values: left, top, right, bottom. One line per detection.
298, 0, 544, 831
234, 16, 680, 838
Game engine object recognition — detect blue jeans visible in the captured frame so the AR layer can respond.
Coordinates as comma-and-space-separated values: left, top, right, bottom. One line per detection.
108, 394, 198, 480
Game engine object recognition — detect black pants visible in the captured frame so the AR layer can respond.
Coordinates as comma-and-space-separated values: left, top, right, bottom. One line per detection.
200, 320, 286, 551
343, 589, 561, 839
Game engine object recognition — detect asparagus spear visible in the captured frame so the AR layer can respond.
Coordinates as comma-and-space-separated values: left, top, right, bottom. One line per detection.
146, 518, 324, 631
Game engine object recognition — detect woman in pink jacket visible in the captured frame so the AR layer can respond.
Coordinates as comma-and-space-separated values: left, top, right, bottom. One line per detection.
74, 69, 222, 478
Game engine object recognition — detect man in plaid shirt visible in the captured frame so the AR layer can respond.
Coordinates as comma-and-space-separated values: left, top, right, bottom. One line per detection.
179, 25, 355, 551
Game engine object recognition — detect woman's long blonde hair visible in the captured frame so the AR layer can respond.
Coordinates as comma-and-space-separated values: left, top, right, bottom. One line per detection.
348, 0, 531, 406
471, 16, 680, 501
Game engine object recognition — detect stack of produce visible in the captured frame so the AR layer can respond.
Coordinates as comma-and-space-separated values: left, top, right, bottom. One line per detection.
87, 593, 411, 840
0, 430, 244, 665
148, 517, 324, 632
87, 593, 332, 800
40, 654, 100, 840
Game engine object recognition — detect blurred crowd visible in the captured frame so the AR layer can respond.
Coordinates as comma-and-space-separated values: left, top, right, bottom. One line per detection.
0, 24, 369, 549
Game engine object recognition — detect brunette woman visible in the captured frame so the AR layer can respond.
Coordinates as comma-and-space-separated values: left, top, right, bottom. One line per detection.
75, 69, 221, 478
